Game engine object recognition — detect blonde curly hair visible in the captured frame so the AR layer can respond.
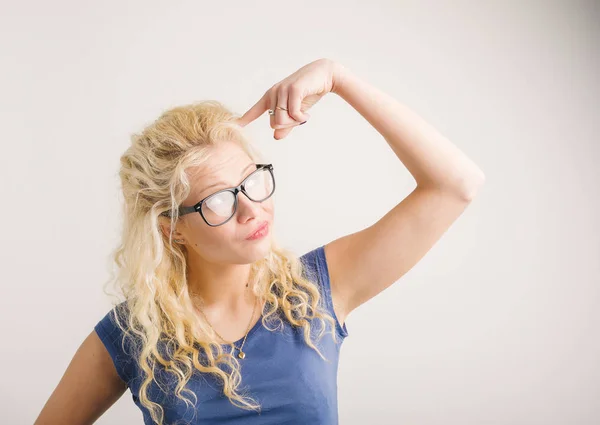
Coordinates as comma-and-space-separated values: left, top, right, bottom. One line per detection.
102, 100, 340, 425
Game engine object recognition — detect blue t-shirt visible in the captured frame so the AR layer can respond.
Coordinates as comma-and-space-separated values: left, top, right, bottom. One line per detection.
94, 245, 349, 424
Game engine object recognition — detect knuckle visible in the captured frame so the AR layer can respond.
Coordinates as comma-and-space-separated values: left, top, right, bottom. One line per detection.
277, 84, 288, 96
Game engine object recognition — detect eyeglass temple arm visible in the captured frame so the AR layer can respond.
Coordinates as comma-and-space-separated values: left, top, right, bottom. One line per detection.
160, 205, 196, 217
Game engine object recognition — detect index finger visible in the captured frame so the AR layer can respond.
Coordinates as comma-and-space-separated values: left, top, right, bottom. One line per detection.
235, 93, 270, 127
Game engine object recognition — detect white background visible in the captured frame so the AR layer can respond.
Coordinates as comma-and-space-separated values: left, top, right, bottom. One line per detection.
1, 0, 598, 424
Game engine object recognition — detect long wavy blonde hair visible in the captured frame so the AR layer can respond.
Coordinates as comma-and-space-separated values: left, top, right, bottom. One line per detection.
102, 100, 340, 425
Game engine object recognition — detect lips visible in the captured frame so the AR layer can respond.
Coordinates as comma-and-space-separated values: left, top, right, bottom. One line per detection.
246, 221, 268, 240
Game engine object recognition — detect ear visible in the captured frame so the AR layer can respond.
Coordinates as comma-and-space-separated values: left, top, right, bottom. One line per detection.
159, 223, 170, 239
158, 216, 183, 239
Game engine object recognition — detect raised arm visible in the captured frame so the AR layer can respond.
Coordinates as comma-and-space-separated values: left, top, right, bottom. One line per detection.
323, 61, 486, 325
235, 57, 485, 327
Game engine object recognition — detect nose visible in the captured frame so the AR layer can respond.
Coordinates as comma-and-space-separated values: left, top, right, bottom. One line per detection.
235, 191, 262, 222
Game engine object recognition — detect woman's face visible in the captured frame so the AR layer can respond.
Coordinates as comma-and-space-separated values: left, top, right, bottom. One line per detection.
163, 141, 275, 265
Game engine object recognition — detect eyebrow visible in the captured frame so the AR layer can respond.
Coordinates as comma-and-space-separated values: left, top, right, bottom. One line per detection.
199, 163, 256, 196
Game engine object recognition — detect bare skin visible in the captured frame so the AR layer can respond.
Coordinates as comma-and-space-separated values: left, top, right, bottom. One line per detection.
34, 58, 484, 424
236, 58, 485, 329
34, 330, 127, 425
158, 140, 275, 343
34, 144, 272, 425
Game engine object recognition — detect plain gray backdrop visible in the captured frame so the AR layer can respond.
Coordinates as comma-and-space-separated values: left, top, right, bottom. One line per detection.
1, 1, 598, 424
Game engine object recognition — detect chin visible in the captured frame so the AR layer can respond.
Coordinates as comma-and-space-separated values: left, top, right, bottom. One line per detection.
241, 238, 272, 262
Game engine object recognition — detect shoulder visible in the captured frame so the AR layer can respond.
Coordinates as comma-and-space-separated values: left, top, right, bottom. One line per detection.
299, 245, 328, 288
299, 245, 322, 271
93, 301, 137, 384
299, 245, 349, 338
95, 302, 130, 338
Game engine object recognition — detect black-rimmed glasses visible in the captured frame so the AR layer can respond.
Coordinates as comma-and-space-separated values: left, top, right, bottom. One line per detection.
161, 163, 275, 227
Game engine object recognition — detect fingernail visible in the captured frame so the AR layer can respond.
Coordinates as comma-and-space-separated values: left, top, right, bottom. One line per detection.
300, 121, 307, 125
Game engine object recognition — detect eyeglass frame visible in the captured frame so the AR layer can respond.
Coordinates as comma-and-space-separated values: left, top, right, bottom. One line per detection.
160, 163, 275, 227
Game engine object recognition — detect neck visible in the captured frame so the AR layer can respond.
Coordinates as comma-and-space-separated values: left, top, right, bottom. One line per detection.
185, 250, 254, 310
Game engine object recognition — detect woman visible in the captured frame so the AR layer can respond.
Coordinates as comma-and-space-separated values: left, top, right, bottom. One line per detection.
35, 58, 485, 424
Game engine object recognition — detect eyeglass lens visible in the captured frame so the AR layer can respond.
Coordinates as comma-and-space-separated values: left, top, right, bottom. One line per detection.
201, 168, 274, 225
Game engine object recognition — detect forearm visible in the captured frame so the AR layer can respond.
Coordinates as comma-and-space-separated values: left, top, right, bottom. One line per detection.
331, 62, 485, 199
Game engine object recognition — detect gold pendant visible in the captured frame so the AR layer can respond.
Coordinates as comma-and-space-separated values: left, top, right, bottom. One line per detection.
238, 351, 246, 359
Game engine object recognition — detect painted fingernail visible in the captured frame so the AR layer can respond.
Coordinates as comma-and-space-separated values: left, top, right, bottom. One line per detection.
300, 121, 307, 125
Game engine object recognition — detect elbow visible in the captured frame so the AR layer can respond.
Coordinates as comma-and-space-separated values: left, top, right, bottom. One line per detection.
418, 168, 486, 202
459, 170, 486, 201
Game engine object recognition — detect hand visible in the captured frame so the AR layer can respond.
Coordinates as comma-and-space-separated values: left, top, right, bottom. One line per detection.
236, 58, 343, 139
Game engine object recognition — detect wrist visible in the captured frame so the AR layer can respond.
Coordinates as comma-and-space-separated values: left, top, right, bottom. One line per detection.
330, 61, 351, 96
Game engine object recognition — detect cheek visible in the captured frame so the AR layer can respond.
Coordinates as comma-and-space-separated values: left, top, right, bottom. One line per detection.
181, 217, 222, 243
186, 226, 236, 259
192, 225, 231, 243
263, 199, 275, 215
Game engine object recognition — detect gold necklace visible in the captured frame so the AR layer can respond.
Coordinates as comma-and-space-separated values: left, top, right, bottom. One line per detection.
197, 295, 258, 359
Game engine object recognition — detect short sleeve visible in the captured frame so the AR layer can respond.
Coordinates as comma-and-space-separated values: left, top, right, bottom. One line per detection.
300, 245, 349, 338
94, 302, 137, 385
